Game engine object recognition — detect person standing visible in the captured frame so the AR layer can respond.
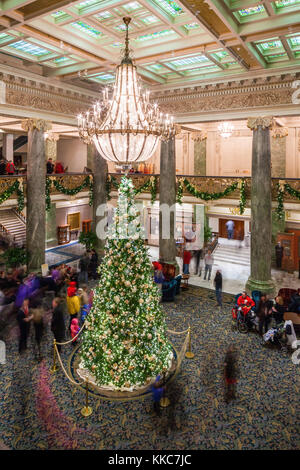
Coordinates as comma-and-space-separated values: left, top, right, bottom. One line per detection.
204, 250, 214, 281
51, 297, 65, 352
46, 158, 54, 174
214, 270, 222, 308
182, 250, 192, 275
0, 158, 6, 175
225, 220, 235, 240
275, 242, 284, 269
17, 298, 32, 354
89, 249, 99, 280
66, 282, 80, 328
79, 252, 90, 285
257, 294, 271, 336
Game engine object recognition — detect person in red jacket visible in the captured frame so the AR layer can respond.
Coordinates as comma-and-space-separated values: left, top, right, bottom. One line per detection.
183, 250, 192, 275
6, 160, 15, 175
237, 291, 255, 317
54, 161, 64, 174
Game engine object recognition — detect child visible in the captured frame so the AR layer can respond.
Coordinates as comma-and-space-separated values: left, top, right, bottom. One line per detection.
70, 318, 80, 345
224, 345, 238, 403
78, 285, 90, 325
151, 375, 164, 416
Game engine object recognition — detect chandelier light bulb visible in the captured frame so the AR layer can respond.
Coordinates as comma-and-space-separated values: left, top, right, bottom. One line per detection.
77, 17, 176, 165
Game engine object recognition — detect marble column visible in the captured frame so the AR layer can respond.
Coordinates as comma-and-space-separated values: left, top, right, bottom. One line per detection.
45, 132, 59, 162
246, 117, 276, 295
22, 119, 51, 272
46, 202, 57, 248
91, 145, 108, 258
2, 133, 14, 161
159, 137, 177, 265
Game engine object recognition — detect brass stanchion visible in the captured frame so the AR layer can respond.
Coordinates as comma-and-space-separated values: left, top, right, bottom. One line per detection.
185, 325, 194, 359
50, 339, 58, 373
81, 379, 93, 417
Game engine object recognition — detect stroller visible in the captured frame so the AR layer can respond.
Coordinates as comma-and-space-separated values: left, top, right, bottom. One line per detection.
262, 323, 287, 350
232, 294, 258, 334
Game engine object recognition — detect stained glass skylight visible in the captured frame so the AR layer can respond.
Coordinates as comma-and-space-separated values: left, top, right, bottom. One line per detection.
0, 32, 13, 42
184, 23, 200, 30
257, 40, 282, 52
167, 55, 209, 68
141, 15, 160, 25
77, 0, 100, 9
94, 11, 113, 21
238, 6, 265, 16
88, 72, 115, 82
71, 21, 103, 38
123, 1, 142, 12
9, 40, 51, 56
134, 30, 175, 42
288, 36, 300, 47
153, 0, 183, 17
274, 0, 300, 7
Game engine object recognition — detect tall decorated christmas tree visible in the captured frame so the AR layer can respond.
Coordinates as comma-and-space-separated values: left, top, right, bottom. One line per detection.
80, 176, 173, 391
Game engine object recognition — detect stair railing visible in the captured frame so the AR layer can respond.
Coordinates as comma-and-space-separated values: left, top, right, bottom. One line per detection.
0, 223, 16, 246
13, 207, 26, 224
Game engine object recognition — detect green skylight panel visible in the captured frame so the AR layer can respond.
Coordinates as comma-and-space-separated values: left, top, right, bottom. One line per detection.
274, 0, 300, 7
77, 0, 99, 8
90, 73, 115, 82
289, 36, 300, 47
51, 11, 65, 17
184, 23, 200, 30
135, 29, 175, 41
238, 6, 265, 16
168, 55, 209, 67
141, 15, 160, 25
71, 21, 103, 38
9, 40, 50, 56
53, 56, 70, 63
0, 33, 13, 42
257, 40, 282, 52
153, 0, 183, 17
94, 11, 113, 21
123, 1, 142, 12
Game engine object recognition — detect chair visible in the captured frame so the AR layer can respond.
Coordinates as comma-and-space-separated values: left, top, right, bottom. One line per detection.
162, 279, 177, 302
284, 312, 300, 333
175, 275, 182, 295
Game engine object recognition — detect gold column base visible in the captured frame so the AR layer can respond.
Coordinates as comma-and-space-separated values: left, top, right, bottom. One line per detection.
160, 397, 170, 408
81, 406, 93, 417
185, 351, 195, 359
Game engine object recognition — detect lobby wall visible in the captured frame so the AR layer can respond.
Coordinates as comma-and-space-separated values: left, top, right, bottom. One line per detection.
56, 203, 92, 232
57, 138, 87, 172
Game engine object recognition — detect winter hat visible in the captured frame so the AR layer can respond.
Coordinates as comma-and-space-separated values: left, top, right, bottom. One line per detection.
67, 281, 77, 297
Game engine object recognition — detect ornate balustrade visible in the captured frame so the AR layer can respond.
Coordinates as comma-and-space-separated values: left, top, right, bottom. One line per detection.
0, 173, 299, 205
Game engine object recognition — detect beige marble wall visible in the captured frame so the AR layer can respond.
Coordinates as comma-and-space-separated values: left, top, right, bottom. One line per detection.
286, 128, 300, 178
271, 136, 286, 178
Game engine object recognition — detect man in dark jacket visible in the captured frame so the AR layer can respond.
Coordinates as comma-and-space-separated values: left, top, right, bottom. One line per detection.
89, 249, 99, 280
0, 159, 6, 175
51, 297, 65, 352
46, 158, 54, 174
288, 289, 300, 313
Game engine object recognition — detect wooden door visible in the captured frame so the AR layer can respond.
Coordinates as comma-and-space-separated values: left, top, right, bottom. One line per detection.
219, 218, 244, 240
287, 229, 300, 274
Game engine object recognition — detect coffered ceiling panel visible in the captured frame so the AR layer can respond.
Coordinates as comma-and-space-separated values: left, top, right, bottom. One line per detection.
0, 0, 298, 89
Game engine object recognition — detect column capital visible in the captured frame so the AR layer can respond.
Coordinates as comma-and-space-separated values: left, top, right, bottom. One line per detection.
45, 131, 59, 142
191, 131, 207, 142
21, 119, 52, 132
247, 116, 275, 130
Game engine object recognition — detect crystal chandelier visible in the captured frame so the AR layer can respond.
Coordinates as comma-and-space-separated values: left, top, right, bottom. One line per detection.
218, 122, 234, 138
77, 17, 175, 165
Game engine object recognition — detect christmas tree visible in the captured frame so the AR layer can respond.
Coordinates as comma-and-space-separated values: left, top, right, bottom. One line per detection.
80, 176, 173, 391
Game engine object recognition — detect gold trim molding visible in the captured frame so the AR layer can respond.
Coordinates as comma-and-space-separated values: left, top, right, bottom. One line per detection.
21, 119, 52, 132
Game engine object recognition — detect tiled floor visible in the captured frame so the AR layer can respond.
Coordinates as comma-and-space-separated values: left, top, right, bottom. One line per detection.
45, 241, 85, 268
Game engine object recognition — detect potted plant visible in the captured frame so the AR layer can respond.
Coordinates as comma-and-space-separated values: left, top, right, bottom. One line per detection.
78, 231, 98, 251
2, 247, 27, 268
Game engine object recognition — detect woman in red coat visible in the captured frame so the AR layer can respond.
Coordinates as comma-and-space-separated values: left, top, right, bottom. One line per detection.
54, 161, 64, 174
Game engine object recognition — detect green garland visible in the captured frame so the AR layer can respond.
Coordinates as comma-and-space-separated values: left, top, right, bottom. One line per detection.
284, 183, 300, 200
238, 179, 246, 215
0, 180, 24, 211
275, 183, 285, 220
45, 177, 52, 212
46, 175, 93, 211
182, 178, 238, 201
176, 179, 184, 205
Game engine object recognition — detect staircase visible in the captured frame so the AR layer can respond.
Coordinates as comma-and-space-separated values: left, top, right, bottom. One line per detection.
213, 238, 250, 267
0, 209, 26, 247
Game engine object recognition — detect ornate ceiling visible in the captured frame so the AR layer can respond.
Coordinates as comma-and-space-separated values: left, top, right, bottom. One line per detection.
0, 0, 298, 91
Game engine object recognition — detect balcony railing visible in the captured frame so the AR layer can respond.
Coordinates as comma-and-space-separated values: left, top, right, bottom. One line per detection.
0, 173, 299, 204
